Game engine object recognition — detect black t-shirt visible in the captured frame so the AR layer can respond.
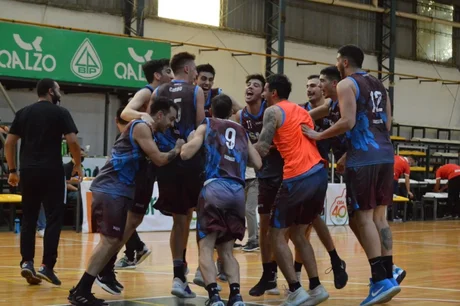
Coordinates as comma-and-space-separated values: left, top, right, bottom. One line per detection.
9, 100, 78, 171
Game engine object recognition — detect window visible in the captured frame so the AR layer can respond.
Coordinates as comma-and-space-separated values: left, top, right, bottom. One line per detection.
416, 0, 453, 63
158, 0, 221, 27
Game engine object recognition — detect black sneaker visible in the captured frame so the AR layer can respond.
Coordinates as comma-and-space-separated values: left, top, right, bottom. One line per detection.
20, 261, 41, 285
68, 287, 107, 304
242, 241, 260, 252
249, 277, 280, 296
228, 294, 244, 306
36, 264, 61, 285
95, 274, 121, 295
112, 271, 124, 291
135, 244, 152, 265
205, 294, 224, 306
326, 260, 348, 289
69, 289, 108, 305
233, 243, 242, 249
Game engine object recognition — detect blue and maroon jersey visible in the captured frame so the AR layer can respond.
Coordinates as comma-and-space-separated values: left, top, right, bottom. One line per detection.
345, 72, 394, 168
239, 101, 283, 179
203, 118, 248, 185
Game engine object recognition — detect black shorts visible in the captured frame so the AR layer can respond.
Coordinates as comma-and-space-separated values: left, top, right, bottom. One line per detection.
345, 163, 393, 215
197, 179, 245, 245
270, 165, 328, 228
154, 170, 203, 216
92, 191, 130, 239
131, 161, 156, 215
258, 176, 282, 214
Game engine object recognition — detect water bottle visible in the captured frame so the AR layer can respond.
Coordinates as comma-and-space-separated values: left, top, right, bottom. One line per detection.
61, 140, 67, 156
14, 218, 20, 233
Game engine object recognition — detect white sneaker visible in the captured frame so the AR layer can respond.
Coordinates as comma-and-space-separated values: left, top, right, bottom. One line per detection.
305, 285, 329, 305
171, 277, 196, 298
193, 268, 222, 290
281, 287, 310, 306
36, 229, 45, 238
135, 245, 152, 265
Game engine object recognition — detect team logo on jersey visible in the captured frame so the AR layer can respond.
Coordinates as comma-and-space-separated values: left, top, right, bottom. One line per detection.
71, 38, 103, 80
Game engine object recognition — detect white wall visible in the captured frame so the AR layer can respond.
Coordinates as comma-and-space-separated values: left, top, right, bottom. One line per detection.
1, 0, 460, 149
144, 19, 460, 130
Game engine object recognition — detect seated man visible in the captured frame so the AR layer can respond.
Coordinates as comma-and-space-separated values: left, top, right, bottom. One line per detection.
181, 94, 262, 306
68, 97, 184, 305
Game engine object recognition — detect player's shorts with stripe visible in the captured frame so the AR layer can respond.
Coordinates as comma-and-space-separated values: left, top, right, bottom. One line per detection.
271, 164, 328, 228
196, 178, 245, 245
345, 163, 394, 214
258, 176, 282, 214
91, 191, 130, 239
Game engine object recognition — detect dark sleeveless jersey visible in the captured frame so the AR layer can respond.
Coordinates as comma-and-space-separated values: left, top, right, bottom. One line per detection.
304, 101, 333, 160
345, 72, 394, 167
327, 100, 347, 161
91, 120, 146, 199
203, 118, 248, 185
154, 80, 202, 175
240, 101, 283, 178
204, 88, 222, 118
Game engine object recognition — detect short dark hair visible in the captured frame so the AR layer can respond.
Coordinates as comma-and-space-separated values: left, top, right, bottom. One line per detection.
307, 74, 320, 80
197, 64, 216, 76
116, 106, 129, 125
150, 96, 179, 115
36, 78, 56, 97
266, 74, 292, 100
245, 74, 265, 85
170, 52, 196, 75
320, 66, 341, 82
142, 58, 170, 83
337, 44, 364, 68
211, 94, 233, 119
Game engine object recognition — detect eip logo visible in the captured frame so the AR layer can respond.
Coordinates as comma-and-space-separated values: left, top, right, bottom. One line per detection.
71, 38, 103, 80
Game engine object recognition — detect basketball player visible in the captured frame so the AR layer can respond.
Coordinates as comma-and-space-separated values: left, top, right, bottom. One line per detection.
68, 97, 183, 305
294, 73, 349, 290
196, 64, 222, 117
114, 59, 173, 272
121, 59, 174, 123
181, 94, 262, 306
304, 45, 401, 305
308, 65, 406, 286
235, 74, 282, 296
195, 63, 242, 118
255, 74, 329, 305
151, 52, 205, 298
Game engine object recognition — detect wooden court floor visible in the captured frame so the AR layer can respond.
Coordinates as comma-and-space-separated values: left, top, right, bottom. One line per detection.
0, 221, 459, 306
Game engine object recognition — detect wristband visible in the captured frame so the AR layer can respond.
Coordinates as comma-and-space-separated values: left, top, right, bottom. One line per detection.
9, 168, 17, 174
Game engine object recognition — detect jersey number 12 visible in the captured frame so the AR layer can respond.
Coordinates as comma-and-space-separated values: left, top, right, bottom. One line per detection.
370, 91, 383, 113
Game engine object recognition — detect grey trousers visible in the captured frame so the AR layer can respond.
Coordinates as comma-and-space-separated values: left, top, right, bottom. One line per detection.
245, 179, 259, 244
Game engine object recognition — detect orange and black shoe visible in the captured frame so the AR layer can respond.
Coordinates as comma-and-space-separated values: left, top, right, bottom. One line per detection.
20, 261, 42, 285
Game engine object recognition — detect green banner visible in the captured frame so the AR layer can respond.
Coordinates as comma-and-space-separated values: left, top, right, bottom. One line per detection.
0, 22, 171, 88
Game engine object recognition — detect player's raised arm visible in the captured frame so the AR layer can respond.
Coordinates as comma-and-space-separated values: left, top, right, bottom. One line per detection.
121, 88, 152, 121
181, 124, 206, 160
247, 141, 262, 170
254, 106, 281, 157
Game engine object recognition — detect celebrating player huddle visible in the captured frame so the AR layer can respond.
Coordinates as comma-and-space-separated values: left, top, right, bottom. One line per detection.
69, 45, 404, 306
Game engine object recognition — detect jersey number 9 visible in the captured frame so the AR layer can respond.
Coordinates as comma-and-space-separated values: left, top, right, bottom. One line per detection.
225, 127, 236, 150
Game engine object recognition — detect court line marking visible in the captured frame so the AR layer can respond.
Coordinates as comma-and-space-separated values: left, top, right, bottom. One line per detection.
1, 266, 454, 294
393, 240, 460, 248
46, 294, 460, 306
